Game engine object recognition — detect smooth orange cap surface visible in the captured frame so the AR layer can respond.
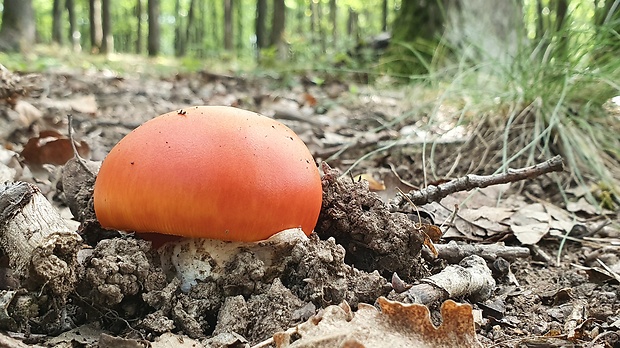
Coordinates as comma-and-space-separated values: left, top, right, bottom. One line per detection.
93, 106, 323, 242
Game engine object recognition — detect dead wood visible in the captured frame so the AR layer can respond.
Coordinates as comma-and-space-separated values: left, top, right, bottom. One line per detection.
0, 181, 82, 296
391, 155, 564, 208
392, 255, 495, 305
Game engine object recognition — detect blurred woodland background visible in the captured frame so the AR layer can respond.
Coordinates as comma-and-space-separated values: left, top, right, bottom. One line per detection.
0, 0, 619, 206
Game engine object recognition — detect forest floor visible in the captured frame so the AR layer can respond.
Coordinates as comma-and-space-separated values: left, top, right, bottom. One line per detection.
1, 63, 619, 348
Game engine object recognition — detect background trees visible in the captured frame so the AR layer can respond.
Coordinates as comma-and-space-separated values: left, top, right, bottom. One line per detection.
0, 0, 617, 75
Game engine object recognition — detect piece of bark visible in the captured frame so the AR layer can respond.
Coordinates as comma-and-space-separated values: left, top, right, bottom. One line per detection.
393, 255, 495, 305
0, 181, 82, 296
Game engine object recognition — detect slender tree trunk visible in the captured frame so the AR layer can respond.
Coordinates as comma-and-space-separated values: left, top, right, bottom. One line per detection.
382, 0, 388, 32
147, 0, 160, 56
196, 0, 206, 56
310, 0, 317, 45
211, 0, 219, 48
271, 0, 285, 46
101, 0, 112, 54
329, 0, 337, 47
0, 0, 36, 52
174, 0, 183, 56
316, 0, 325, 53
66, 0, 79, 51
135, 0, 142, 53
184, 0, 197, 55
224, 0, 234, 50
52, 0, 64, 45
295, 0, 304, 36
236, 0, 243, 51
89, 0, 103, 52
256, 0, 268, 50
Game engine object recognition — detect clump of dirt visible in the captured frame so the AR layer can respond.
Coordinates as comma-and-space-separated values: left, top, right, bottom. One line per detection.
67, 233, 393, 344
316, 163, 428, 281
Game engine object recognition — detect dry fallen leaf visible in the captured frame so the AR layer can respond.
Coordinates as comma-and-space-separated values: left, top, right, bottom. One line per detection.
510, 203, 550, 245
21, 129, 90, 166
271, 297, 482, 348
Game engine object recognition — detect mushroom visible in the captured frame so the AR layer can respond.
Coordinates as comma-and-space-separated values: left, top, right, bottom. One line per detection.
93, 106, 323, 243
93, 106, 323, 290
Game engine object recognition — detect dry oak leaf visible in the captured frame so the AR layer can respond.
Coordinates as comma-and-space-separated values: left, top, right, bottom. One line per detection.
21, 130, 90, 166
272, 297, 482, 348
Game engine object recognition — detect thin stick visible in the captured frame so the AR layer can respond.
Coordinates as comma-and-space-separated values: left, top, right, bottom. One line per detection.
391, 155, 564, 208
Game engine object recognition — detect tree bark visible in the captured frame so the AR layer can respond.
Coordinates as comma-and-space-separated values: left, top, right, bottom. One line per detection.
174, 0, 184, 56
310, 0, 317, 45
270, 0, 285, 47
184, 0, 197, 55
223, 0, 234, 51
101, 0, 113, 54
256, 0, 268, 50
52, 0, 64, 45
445, 0, 524, 66
89, 0, 103, 52
66, 0, 79, 51
148, 0, 160, 56
347, 6, 358, 41
0, 0, 36, 52
136, 0, 143, 53
329, 0, 337, 46
235, 0, 243, 51
316, 0, 325, 53
382, 0, 388, 32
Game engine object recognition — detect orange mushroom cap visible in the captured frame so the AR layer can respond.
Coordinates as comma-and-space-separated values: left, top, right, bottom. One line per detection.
93, 106, 323, 242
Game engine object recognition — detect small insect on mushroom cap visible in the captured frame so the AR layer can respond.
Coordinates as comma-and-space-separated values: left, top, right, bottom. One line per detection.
93, 106, 323, 242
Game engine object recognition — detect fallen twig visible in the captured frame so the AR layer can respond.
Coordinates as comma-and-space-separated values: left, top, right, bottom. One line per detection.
428, 241, 530, 264
391, 155, 564, 208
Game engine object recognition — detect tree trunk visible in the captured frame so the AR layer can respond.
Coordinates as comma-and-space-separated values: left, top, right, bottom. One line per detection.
0, 0, 36, 52
52, 0, 64, 45
329, 0, 337, 46
316, 0, 325, 53
89, 0, 103, 52
381, 0, 388, 32
196, 0, 206, 56
66, 0, 79, 51
101, 0, 112, 54
174, 0, 183, 56
310, 0, 317, 45
445, 0, 524, 66
224, 0, 234, 50
256, 0, 268, 50
147, 0, 160, 56
270, 0, 285, 47
136, 0, 143, 53
236, 0, 243, 51
347, 6, 358, 41
184, 0, 197, 55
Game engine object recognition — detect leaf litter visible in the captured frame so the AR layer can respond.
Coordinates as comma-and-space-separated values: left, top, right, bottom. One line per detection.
0, 66, 619, 347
